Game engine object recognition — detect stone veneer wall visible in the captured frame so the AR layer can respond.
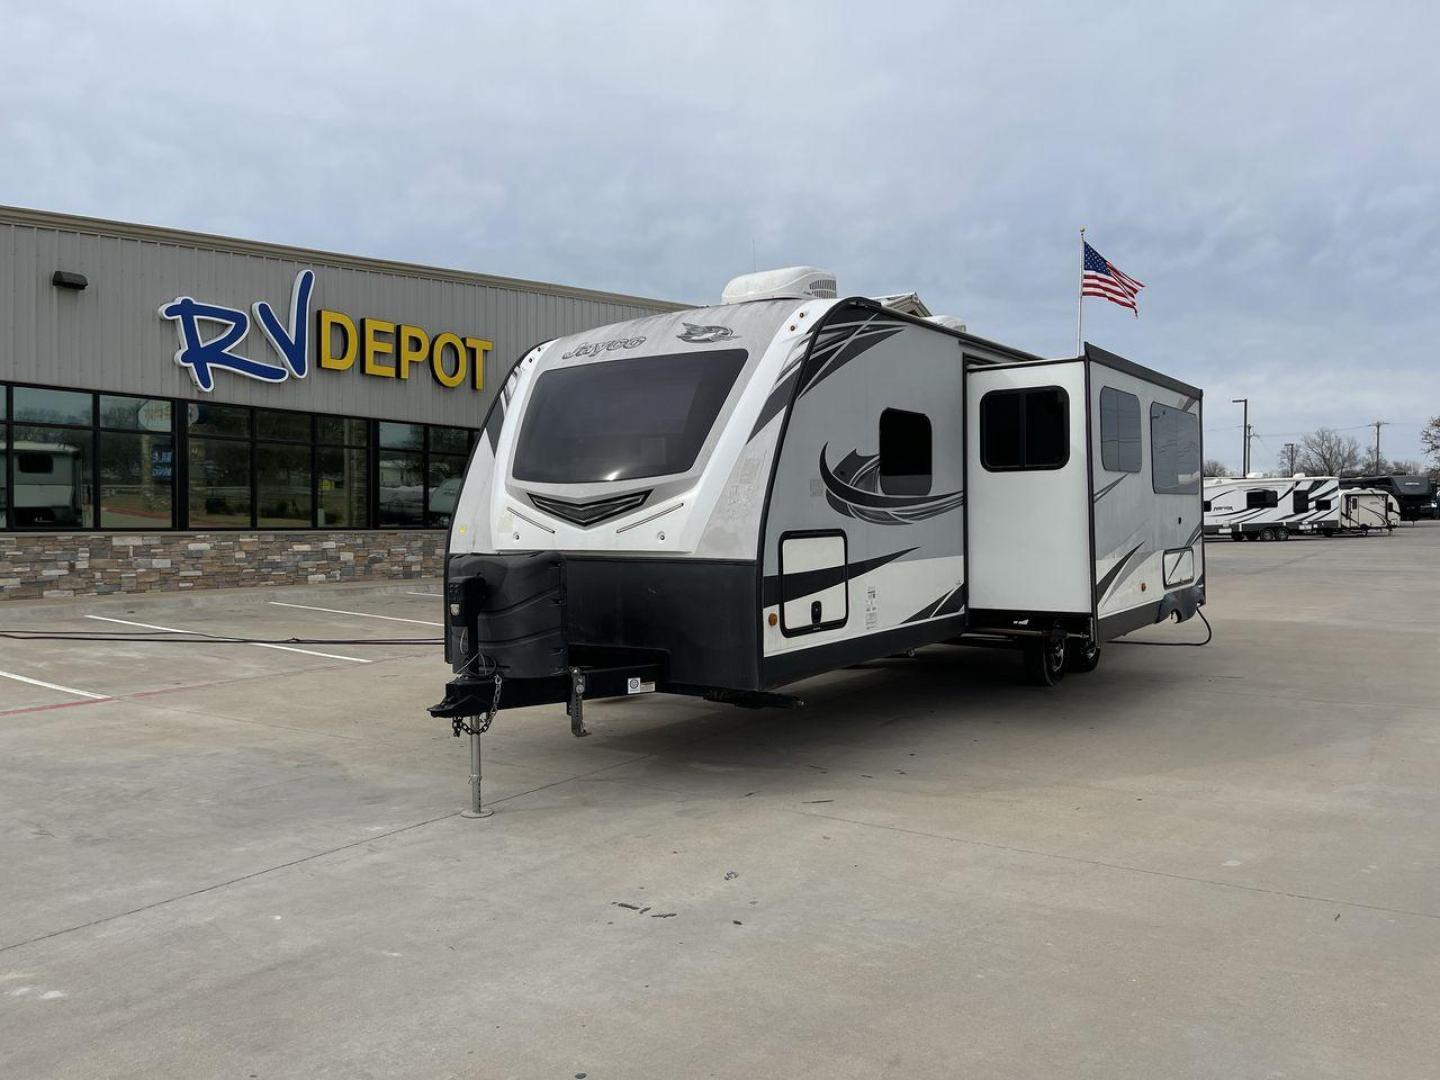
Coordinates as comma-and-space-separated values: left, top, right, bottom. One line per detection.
0, 531, 446, 600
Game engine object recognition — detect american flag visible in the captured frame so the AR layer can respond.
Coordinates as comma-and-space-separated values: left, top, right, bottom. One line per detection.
1082, 241, 1145, 315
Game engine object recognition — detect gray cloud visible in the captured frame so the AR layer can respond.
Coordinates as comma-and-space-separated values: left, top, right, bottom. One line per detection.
2, 0, 1436, 468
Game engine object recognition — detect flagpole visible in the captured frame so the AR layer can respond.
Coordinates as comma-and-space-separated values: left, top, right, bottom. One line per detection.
1075, 226, 1086, 357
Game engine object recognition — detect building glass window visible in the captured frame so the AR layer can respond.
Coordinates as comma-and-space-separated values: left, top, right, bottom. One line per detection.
2, 383, 472, 534
379, 422, 426, 527
189, 437, 252, 527
1099, 387, 1142, 473
99, 395, 174, 529
15, 387, 92, 426
13, 424, 94, 528
319, 417, 369, 528
0, 389, 8, 529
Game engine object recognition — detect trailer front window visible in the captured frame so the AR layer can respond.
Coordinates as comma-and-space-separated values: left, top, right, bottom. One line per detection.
513, 350, 748, 484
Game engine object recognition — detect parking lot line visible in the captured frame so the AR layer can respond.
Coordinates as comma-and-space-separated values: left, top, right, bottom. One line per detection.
84, 615, 372, 664
0, 668, 111, 701
266, 600, 443, 627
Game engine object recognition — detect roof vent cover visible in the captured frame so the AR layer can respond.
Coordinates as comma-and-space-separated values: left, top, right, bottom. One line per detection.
721, 266, 838, 305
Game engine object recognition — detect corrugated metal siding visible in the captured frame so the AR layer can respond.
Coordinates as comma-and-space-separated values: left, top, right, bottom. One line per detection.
0, 212, 680, 427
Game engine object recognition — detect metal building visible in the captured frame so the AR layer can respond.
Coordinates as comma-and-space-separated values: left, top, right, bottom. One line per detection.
0, 205, 682, 598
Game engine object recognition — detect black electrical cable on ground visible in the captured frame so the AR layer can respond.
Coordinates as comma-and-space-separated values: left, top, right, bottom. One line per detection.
0, 630, 441, 646
1112, 607, 1212, 647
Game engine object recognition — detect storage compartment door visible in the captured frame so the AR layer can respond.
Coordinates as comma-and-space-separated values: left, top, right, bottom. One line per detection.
779, 532, 848, 634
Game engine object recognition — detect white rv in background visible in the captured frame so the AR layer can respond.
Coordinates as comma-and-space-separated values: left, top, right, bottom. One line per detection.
1203, 475, 1341, 540
432, 266, 1205, 734
1340, 488, 1398, 533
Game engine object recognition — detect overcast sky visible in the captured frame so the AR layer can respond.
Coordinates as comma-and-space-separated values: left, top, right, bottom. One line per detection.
3, 1, 1436, 470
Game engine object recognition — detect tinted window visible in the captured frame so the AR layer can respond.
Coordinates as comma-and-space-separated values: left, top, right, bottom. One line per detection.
1202, 499, 1212, 512
1099, 387, 1141, 473
12, 425, 91, 527
256, 409, 311, 443
319, 447, 368, 527
14, 387, 91, 425
257, 443, 312, 527
980, 386, 1069, 471
379, 422, 424, 450
1314, 498, 1331, 510
1293, 490, 1310, 514
1246, 489, 1278, 509
318, 417, 370, 446
188, 438, 252, 527
188, 403, 250, 438
513, 349, 748, 484
878, 408, 932, 496
100, 431, 173, 528
100, 395, 171, 432
1150, 403, 1201, 494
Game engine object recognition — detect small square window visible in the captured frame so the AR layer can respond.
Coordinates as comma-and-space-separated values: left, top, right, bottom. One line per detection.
980, 387, 1069, 471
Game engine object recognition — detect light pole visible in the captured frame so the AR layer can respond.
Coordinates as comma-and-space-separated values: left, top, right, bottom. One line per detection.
1232, 398, 1250, 476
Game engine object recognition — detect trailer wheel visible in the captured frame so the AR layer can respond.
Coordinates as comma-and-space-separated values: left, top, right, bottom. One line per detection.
1258, 527, 1275, 541
1023, 635, 1067, 686
1276, 527, 1290, 541
1323, 528, 1336, 537
1065, 639, 1101, 674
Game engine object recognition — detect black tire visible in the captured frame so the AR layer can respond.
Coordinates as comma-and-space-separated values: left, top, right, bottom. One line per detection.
1023, 635, 1067, 686
1243, 531, 1258, 541
1277, 527, 1290, 541
1065, 639, 1101, 674
1323, 528, 1336, 537
1259, 527, 1275, 541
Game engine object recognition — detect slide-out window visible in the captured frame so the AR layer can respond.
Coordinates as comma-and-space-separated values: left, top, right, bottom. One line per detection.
1314, 498, 1332, 510
1099, 387, 1142, 473
1246, 489, 1278, 509
878, 408, 932, 496
980, 386, 1069, 471
1294, 490, 1311, 513
1150, 403, 1201, 494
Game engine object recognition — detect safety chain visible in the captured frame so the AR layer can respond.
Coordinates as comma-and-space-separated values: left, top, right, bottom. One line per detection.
451, 673, 503, 738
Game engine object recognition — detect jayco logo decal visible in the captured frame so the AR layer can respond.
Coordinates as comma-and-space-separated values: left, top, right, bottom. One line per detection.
561, 335, 646, 360
677, 322, 737, 343
159, 270, 314, 392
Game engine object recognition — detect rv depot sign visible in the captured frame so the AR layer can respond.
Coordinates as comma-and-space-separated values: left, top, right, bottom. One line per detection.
159, 269, 491, 393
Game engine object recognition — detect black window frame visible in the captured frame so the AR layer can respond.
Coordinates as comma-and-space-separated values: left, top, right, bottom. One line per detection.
1, 380, 476, 533
1098, 386, 1142, 474
1293, 489, 1310, 514
979, 385, 1071, 472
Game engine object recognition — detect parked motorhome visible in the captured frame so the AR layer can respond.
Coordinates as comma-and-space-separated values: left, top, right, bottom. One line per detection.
1340, 488, 1398, 533
432, 267, 1205, 733
1203, 475, 1341, 540
1341, 474, 1437, 521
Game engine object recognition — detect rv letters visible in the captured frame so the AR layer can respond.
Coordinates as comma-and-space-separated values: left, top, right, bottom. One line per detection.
160, 269, 490, 394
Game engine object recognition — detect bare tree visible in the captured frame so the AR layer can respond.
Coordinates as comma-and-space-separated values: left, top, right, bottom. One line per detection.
1422, 416, 1440, 468
1297, 427, 1362, 476
1387, 459, 1424, 476
1203, 459, 1230, 478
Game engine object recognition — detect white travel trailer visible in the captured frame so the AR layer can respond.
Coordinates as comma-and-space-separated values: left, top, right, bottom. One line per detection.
1340, 488, 1398, 533
432, 268, 1205, 734
1203, 475, 1341, 540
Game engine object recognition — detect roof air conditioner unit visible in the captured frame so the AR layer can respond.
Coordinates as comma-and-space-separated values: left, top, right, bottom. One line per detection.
721, 266, 837, 305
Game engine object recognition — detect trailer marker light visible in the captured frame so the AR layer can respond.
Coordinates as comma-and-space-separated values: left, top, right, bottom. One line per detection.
768, 613, 778, 627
